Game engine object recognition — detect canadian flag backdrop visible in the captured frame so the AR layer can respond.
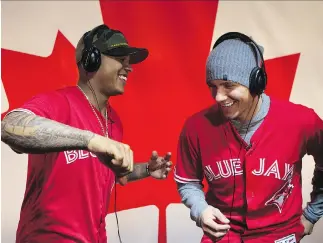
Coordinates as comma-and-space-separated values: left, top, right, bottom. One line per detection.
1, 1, 323, 243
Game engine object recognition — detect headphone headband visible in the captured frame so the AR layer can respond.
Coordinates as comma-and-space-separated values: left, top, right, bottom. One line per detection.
212, 32, 267, 96
213, 32, 266, 72
83, 25, 110, 49
80, 25, 112, 73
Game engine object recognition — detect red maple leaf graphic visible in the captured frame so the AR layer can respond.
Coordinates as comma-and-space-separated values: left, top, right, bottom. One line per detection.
265, 53, 300, 100
1, 1, 300, 243
1, 31, 77, 119
99, 1, 219, 242
98, 2, 300, 242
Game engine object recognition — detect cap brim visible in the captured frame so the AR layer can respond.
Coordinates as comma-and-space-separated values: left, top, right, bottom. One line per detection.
103, 47, 149, 64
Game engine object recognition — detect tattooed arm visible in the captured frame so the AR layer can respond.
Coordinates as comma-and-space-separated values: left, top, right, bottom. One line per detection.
126, 163, 150, 182
1, 111, 95, 154
124, 152, 172, 183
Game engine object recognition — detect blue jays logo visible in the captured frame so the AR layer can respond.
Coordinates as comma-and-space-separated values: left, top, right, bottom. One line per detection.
265, 168, 294, 213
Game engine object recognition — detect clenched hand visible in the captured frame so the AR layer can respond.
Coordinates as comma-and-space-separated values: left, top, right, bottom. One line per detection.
200, 206, 230, 241
87, 134, 134, 177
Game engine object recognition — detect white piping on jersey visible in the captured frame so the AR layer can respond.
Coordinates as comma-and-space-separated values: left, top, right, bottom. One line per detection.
174, 173, 201, 184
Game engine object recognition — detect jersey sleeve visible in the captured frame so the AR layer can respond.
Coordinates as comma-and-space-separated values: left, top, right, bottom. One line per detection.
174, 120, 204, 184
9, 90, 70, 124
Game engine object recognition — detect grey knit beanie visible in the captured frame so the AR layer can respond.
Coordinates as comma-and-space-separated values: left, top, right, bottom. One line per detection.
206, 39, 264, 88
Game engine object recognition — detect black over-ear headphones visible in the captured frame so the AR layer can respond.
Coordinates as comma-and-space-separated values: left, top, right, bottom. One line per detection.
212, 32, 267, 96
80, 25, 115, 73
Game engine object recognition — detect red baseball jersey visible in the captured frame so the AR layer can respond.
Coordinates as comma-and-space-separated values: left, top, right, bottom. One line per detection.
175, 97, 323, 236
12, 86, 123, 243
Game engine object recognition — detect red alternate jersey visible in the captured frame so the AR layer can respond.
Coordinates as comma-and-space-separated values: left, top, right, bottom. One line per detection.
11, 86, 123, 243
175, 97, 323, 236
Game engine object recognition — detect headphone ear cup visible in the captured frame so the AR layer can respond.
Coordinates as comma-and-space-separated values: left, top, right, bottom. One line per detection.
249, 67, 266, 96
81, 46, 101, 73
257, 70, 267, 95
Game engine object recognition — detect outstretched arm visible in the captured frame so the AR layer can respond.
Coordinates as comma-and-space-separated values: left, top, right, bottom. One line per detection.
1, 111, 94, 154
2, 111, 134, 177
117, 151, 172, 185
126, 163, 150, 182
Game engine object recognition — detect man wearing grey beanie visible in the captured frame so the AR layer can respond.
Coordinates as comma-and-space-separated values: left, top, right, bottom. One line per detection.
174, 32, 323, 243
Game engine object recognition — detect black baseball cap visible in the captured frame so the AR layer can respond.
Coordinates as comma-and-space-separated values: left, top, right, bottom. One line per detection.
85, 24, 149, 64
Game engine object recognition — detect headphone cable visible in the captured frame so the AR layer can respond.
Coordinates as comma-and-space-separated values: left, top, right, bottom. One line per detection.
224, 95, 261, 243
114, 177, 123, 243
87, 82, 123, 243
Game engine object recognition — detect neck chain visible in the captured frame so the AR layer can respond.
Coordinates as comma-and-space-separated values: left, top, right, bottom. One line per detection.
77, 86, 108, 137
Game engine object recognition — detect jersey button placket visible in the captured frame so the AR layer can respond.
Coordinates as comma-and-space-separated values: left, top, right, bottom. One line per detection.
244, 156, 255, 206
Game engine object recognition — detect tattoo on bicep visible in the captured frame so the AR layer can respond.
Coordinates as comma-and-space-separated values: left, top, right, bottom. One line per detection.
1, 112, 94, 153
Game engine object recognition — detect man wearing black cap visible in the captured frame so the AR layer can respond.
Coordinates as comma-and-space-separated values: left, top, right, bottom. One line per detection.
1, 24, 172, 243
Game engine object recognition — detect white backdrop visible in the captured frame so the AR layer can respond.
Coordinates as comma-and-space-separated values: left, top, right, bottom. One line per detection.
1, 1, 323, 243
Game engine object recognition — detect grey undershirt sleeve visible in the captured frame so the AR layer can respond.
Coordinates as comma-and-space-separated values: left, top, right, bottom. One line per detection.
303, 168, 323, 224
177, 182, 208, 226
303, 193, 323, 224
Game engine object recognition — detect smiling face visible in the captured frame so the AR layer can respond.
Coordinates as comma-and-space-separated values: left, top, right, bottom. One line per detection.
208, 79, 258, 122
93, 55, 133, 96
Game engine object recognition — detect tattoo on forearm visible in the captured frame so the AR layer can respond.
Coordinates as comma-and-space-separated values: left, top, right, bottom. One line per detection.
1, 112, 95, 154
126, 163, 149, 182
